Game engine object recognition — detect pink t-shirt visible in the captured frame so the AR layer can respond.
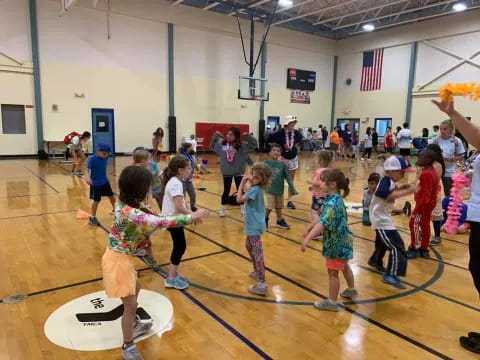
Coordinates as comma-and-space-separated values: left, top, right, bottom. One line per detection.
312, 167, 327, 197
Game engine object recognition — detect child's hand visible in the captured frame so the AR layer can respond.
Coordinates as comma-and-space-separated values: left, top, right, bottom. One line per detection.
432, 99, 455, 116
85, 178, 92, 185
192, 209, 209, 222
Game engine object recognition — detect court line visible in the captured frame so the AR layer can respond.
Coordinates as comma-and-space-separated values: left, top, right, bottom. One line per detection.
0, 209, 77, 221
182, 228, 452, 360
192, 201, 480, 312
94, 222, 273, 360
1, 250, 228, 302
200, 189, 469, 271
23, 166, 60, 193
0, 193, 54, 199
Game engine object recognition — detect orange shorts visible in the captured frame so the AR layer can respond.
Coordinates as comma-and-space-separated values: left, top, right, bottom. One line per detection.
326, 258, 348, 271
102, 247, 137, 298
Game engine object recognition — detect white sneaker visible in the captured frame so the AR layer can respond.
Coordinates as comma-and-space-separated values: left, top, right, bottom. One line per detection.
122, 344, 144, 360
133, 318, 153, 339
360, 158, 365, 161
219, 206, 226, 217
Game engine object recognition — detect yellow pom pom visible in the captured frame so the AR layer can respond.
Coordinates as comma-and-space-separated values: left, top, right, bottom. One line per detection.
439, 82, 480, 103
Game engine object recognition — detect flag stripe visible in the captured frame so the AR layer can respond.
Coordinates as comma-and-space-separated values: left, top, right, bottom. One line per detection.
360, 48, 384, 91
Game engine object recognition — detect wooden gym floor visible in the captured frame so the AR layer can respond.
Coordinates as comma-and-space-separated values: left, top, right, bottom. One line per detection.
0, 152, 478, 360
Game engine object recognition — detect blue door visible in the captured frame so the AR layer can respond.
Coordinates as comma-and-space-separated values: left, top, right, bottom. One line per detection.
91, 108, 115, 154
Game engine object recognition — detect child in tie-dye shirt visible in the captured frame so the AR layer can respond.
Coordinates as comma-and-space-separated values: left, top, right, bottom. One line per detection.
102, 165, 208, 360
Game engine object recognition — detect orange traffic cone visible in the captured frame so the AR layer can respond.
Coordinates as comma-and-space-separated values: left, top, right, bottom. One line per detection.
76, 209, 91, 219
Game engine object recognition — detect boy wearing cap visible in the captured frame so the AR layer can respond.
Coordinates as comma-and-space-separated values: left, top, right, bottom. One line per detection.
85, 143, 116, 226
266, 115, 303, 209
368, 156, 416, 288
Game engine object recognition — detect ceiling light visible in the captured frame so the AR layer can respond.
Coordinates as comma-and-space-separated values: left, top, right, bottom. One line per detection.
362, 23, 375, 32
453, 2, 467, 11
278, 0, 293, 7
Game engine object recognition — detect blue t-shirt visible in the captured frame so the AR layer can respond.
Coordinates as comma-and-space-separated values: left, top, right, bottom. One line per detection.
87, 154, 109, 186
244, 185, 266, 236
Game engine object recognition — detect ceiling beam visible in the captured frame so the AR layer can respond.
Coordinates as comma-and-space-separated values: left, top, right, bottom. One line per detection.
203, 1, 220, 10
273, 0, 360, 25
334, 0, 462, 30
349, 3, 480, 34
314, 0, 408, 25
171, 0, 184, 5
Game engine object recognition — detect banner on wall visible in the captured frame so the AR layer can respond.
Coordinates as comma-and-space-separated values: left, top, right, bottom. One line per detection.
290, 90, 310, 104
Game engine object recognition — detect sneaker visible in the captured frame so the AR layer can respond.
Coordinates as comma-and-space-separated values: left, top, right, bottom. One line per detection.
403, 201, 412, 216
133, 319, 153, 339
88, 216, 100, 226
122, 344, 144, 360
276, 219, 290, 229
164, 276, 189, 290
191, 206, 198, 212
287, 201, 296, 210
360, 158, 365, 161
313, 298, 339, 312
265, 216, 269, 228
431, 236, 441, 246
248, 282, 267, 296
382, 274, 406, 289
368, 259, 387, 273
419, 249, 430, 258
219, 206, 226, 217
407, 246, 420, 259
340, 288, 358, 299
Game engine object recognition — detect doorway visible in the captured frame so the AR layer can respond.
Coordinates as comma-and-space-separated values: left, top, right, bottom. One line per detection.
91, 108, 115, 154
337, 118, 360, 133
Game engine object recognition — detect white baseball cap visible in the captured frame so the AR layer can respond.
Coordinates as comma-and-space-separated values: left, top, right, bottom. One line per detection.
284, 115, 298, 126
384, 156, 408, 171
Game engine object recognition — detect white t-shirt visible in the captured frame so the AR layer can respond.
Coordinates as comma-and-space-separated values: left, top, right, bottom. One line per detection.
430, 136, 465, 177
364, 134, 373, 148
468, 156, 480, 222
188, 139, 197, 152
162, 177, 186, 216
370, 176, 396, 230
397, 129, 412, 149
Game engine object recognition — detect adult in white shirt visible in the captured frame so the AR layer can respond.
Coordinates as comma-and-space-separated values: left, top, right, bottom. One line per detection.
397, 122, 413, 166
432, 99, 480, 355
430, 119, 466, 196
187, 135, 197, 153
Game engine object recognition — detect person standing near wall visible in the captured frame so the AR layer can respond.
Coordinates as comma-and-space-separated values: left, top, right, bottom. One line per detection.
432, 99, 480, 355
322, 126, 329, 149
430, 119, 466, 196
267, 116, 303, 209
397, 122, 413, 168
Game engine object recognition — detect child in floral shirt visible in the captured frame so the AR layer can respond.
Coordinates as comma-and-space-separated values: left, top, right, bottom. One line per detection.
102, 165, 208, 360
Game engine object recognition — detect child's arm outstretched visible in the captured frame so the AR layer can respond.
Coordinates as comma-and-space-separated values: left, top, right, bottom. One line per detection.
302, 223, 325, 252
236, 176, 250, 204
127, 207, 208, 230
386, 184, 416, 201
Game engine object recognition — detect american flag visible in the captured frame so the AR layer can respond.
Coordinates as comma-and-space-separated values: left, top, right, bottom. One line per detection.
360, 48, 384, 91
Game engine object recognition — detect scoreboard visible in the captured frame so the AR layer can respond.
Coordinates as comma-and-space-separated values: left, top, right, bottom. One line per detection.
287, 68, 316, 91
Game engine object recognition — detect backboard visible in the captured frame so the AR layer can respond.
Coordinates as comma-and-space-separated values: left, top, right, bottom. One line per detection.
238, 76, 269, 101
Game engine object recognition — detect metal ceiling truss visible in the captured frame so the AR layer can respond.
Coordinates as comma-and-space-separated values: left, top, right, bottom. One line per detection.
172, 0, 480, 39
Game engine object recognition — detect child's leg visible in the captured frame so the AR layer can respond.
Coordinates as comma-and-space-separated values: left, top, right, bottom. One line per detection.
381, 230, 407, 277
266, 208, 272, 218
245, 236, 256, 272
275, 208, 283, 221
221, 176, 233, 205
328, 269, 340, 301
91, 200, 100, 217
341, 263, 355, 289
121, 281, 140, 346
288, 170, 296, 202
186, 181, 196, 208
168, 228, 186, 279
420, 210, 433, 250
247, 235, 265, 282
369, 231, 386, 266
108, 195, 116, 211
409, 211, 422, 249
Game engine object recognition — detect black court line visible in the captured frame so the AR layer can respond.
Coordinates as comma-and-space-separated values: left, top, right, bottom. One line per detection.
94, 223, 273, 359
183, 227, 452, 360
1, 250, 228, 302
0, 209, 77, 221
0, 193, 53, 199
23, 166, 60, 193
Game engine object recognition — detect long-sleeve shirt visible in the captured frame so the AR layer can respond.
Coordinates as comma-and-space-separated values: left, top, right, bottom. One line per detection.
210, 133, 258, 176
108, 202, 192, 255
266, 129, 303, 160
414, 167, 440, 212
265, 159, 297, 195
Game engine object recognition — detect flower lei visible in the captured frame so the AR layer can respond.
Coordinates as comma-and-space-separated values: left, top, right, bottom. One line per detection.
439, 82, 480, 103
438, 82, 479, 234
225, 143, 237, 163
445, 174, 470, 235
285, 131, 295, 150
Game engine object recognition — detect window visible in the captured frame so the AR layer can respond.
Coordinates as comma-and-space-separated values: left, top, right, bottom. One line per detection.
1, 104, 26, 134
375, 118, 392, 137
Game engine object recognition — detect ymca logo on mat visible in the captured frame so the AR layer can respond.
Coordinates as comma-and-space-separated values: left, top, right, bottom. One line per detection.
44, 290, 173, 351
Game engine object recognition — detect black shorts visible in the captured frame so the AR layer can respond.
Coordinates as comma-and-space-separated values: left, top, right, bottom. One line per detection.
90, 182, 114, 201
399, 148, 411, 156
